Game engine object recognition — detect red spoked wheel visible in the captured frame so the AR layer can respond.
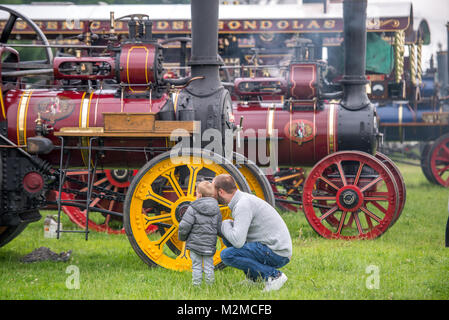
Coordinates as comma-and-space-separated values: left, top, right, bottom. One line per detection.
302, 151, 399, 240
61, 169, 157, 234
428, 133, 449, 187
375, 152, 406, 224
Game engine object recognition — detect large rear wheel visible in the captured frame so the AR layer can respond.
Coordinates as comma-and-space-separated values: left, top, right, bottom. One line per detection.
124, 149, 250, 271
302, 151, 399, 240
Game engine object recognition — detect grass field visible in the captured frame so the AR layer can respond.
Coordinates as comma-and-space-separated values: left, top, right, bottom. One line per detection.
0, 163, 448, 300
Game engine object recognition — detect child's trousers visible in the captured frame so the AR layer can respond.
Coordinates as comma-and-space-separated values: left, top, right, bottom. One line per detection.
190, 251, 214, 286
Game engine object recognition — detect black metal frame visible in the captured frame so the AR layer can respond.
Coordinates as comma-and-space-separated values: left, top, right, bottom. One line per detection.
52, 135, 172, 240
56, 136, 99, 240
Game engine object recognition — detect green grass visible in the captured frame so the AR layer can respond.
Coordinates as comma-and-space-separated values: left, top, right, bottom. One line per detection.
1, 163, 449, 300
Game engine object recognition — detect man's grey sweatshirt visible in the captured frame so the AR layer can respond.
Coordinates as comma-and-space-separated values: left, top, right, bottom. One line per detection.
221, 190, 292, 259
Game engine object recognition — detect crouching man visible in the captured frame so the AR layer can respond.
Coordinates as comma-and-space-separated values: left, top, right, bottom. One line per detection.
212, 174, 292, 292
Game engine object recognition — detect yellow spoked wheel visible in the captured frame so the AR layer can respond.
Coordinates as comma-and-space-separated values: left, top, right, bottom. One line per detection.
233, 152, 275, 207
160, 152, 276, 258
124, 149, 250, 271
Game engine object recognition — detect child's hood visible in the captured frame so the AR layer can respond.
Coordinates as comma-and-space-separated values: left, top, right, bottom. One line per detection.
190, 197, 220, 216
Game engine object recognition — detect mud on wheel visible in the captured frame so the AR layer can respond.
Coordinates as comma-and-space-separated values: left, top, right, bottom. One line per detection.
124, 149, 251, 271
302, 151, 400, 240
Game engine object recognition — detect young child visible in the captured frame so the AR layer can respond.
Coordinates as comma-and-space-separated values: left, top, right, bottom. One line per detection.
178, 181, 222, 286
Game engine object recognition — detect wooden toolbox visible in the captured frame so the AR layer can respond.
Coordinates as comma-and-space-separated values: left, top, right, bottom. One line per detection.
55, 113, 199, 137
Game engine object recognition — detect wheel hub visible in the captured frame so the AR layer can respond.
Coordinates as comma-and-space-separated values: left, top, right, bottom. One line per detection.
336, 186, 363, 212
111, 169, 129, 182
105, 169, 132, 188
174, 201, 191, 223
23, 171, 45, 196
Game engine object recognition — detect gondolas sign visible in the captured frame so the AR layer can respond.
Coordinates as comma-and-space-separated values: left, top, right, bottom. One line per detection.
284, 119, 316, 146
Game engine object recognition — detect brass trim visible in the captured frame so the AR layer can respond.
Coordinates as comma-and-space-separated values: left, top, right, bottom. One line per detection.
328, 103, 336, 154
16, 89, 33, 146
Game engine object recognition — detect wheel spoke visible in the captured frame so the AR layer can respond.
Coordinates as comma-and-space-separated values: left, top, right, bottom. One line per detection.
360, 176, 382, 192
163, 169, 185, 199
441, 144, 449, 158
153, 224, 177, 250
143, 213, 172, 229
312, 195, 337, 201
346, 214, 354, 228
360, 206, 382, 223
353, 162, 364, 187
177, 241, 189, 260
80, 177, 109, 192
353, 212, 363, 235
145, 188, 175, 209
364, 213, 374, 229
435, 156, 449, 163
103, 215, 111, 228
369, 200, 387, 214
437, 164, 449, 175
319, 205, 338, 221
336, 161, 347, 186
364, 195, 388, 201
186, 164, 202, 197
318, 176, 340, 191
336, 211, 347, 235
66, 170, 104, 176
108, 199, 116, 211
88, 196, 102, 208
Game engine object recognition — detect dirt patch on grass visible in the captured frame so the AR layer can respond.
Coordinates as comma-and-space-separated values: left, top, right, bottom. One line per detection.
21, 247, 72, 263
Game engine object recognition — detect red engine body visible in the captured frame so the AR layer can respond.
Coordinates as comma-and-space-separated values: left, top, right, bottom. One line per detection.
5, 89, 169, 167
288, 62, 319, 100
233, 102, 338, 166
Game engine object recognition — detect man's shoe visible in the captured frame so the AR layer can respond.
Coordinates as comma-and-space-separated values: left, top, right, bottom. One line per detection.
263, 272, 288, 292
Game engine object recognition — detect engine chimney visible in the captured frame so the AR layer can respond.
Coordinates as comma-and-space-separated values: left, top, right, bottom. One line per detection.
189, 0, 222, 94
336, 0, 378, 154
437, 50, 448, 96
176, 0, 234, 140
340, 0, 370, 111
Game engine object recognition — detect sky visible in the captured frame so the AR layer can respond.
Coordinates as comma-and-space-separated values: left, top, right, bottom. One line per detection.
372, 0, 448, 69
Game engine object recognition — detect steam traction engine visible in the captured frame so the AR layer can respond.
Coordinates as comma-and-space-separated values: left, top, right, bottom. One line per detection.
0, 0, 405, 271
230, 0, 405, 239
0, 1, 274, 271
371, 20, 449, 188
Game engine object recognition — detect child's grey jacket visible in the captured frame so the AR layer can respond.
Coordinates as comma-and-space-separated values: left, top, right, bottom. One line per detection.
178, 197, 222, 256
